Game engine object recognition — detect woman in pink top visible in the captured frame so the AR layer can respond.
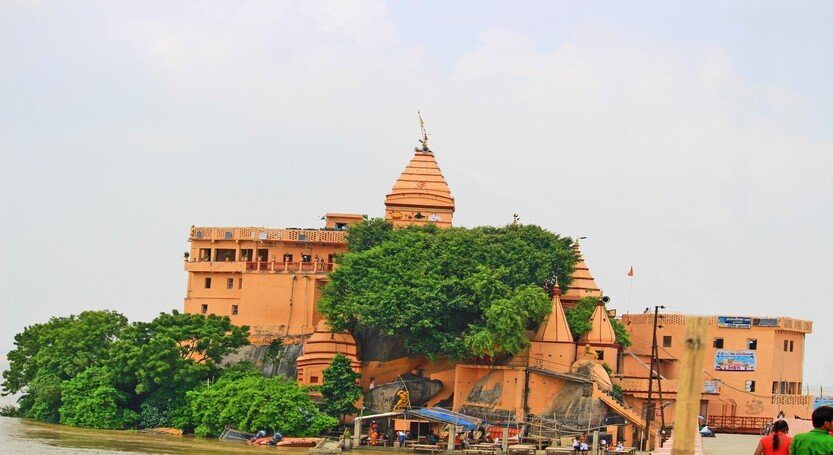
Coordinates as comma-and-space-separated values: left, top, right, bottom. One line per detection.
754, 420, 791, 455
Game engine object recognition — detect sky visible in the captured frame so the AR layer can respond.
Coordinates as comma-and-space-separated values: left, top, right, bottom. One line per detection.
1, 1, 831, 389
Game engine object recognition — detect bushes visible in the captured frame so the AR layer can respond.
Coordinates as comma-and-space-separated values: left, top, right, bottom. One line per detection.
184, 372, 337, 437
60, 367, 138, 429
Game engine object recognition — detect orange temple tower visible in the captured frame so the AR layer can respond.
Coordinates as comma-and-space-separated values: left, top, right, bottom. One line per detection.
384, 116, 455, 228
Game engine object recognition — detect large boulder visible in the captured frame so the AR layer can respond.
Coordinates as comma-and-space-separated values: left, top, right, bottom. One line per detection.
363, 373, 443, 413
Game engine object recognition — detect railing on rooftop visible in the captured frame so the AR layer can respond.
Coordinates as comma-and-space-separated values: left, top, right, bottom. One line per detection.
189, 226, 347, 243
622, 314, 812, 333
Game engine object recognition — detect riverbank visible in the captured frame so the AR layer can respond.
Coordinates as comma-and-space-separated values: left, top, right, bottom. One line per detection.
0, 417, 308, 454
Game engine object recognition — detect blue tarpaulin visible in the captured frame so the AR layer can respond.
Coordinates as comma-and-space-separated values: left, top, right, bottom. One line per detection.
406, 407, 482, 431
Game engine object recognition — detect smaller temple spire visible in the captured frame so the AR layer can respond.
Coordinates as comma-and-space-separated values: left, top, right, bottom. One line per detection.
534, 286, 574, 343
581, 298, 616, 345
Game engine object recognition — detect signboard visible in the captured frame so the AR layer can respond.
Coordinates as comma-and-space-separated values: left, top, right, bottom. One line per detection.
753, 318, 779, 327
814, 397, 833, 410
714, 350, 756, 371
717, 316, 752, 329
703, 380, 721, 394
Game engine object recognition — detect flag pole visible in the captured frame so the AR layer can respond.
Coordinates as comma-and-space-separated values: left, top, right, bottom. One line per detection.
626, 266, 634, 314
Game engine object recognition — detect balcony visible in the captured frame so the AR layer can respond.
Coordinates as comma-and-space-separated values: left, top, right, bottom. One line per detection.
184, 261, 247, 272
245, 261, 334, 273
184, 261, 334, 274
189, 226, 347, 244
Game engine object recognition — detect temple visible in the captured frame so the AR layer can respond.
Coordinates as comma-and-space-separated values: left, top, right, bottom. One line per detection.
183, 121, 814, 448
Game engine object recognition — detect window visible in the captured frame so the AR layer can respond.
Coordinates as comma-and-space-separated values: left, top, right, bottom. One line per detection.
784, 340, 789, 351
239, 249, 253, 262
788, 382, 796, 394
227, 278, 234, 289
215, 249, 235, 262
327, 254, 335, 263
283, 253, 294, 262
231, 305, 238, 315
301, 254, 312, 263
201, 304, 208, 314
224, 230, 233, 239
598, 350, 604, 361
199, 248, 211, 261
745, 380, 756, 392
309, 376, 319, 384
204, 277, 212, 288
257, 249, 269, 262
747, 339, 757, 350
789, 340, 794, 352
772, 381, 778, 394
663, 336, 672, 348
713, 338, 724, 349
335, 222, 347, 230
238, 278, 243, 289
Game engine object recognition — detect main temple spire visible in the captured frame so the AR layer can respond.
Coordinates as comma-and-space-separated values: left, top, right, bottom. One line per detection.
384, 115, 455, 227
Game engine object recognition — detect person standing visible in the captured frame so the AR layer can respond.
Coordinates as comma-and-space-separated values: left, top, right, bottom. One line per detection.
790, 405, 833, 455
754, 420, 790, 455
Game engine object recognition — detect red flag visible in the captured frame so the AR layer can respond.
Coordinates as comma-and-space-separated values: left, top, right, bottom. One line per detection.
627, 266, 634, 277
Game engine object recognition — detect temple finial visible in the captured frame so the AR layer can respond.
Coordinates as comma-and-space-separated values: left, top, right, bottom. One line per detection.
417, 110, 430, 153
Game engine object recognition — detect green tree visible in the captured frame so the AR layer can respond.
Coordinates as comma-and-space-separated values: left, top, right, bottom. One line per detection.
564, 297, 597, 340
320, 221, 578, 360
59, 367, 138, 429
2, 310, 127, 421
183, 372, 337, 437
320, 354, 362, 422
106, 311, 250, 428
610, 317, 632, 348
564, 297, 632, 348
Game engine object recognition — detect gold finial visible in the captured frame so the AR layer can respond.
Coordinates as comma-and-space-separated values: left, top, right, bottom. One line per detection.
417, 110, 430, 153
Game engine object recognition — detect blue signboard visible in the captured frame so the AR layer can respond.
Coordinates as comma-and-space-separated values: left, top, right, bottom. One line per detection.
814, 397, 833, 410
717, 316, 752, 329
714, 350, 756, 371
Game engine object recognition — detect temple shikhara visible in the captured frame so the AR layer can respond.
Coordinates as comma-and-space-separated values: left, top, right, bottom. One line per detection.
183, 123, 814, 449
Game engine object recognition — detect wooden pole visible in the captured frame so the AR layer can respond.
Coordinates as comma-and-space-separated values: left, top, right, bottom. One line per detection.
671, 316, 708, 455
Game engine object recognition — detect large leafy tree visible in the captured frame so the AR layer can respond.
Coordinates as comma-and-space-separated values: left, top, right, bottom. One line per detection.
2, 310, 127, 421
183, 367, 337, 437
320, 221, 578, 360
106, 311, 250, 428
59, 367, 138, 429
1, 309, 251, 429
320, 354, 362, 423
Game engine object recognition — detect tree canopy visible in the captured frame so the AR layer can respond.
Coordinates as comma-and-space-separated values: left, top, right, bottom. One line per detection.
320, 354, 362, 422
2, 310, 252, 430
319, 220, 578, 360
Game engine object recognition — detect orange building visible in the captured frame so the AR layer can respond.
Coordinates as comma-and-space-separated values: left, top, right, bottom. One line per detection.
183, 125, 814, 447
619, 312, 813, 433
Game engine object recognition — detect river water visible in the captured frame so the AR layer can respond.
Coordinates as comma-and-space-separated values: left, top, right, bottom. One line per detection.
0, 417, 326, 454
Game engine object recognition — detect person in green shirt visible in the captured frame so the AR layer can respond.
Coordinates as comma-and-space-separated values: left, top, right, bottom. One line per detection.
790, 405, 833, 455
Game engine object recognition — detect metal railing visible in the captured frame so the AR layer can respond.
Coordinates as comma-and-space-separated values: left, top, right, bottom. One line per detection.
244, 261, 334, 273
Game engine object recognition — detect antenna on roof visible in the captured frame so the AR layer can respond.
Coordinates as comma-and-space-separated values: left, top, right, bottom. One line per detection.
417, 110, 430, 153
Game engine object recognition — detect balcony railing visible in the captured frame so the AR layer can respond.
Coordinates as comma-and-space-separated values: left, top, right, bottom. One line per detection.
244, 261, 334, 273
707, 415, 771, 434
189, 226, 347, 243
184, 260, 334, 273
184, 261, 246, 272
